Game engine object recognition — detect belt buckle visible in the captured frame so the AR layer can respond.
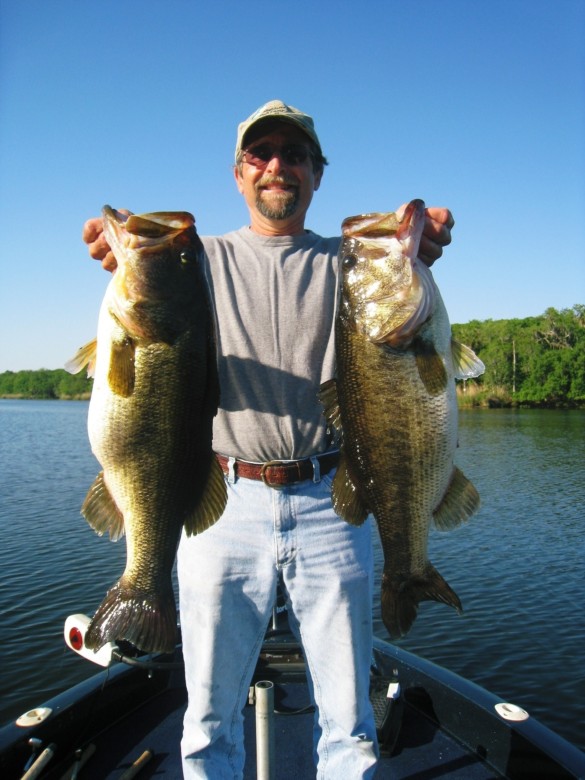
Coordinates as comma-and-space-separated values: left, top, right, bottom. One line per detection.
260, 460, 286, 488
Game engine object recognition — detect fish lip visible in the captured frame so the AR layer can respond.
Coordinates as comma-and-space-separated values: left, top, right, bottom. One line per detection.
102, 205, 129, 227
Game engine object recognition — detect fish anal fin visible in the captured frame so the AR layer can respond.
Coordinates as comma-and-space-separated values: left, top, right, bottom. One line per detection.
84, 578, 177, 653
381, 563, 462, 639
108, 335, 136, 397
451, 338, 485, 380
433, 466, 480, 531
81, 471, 125, 541
184, 455, 227, 537
414, 338, 448, 396
318, 378, 343, 440
330, 456, 368, 526
65, 338, 98, 378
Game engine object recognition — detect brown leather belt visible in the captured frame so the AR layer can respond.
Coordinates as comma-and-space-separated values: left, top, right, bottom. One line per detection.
216, 452, 339, 488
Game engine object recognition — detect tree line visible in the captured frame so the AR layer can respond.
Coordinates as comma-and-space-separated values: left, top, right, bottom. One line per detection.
1, 305, 583, 406
453, 305, 585, 407
0, 368, 92, 399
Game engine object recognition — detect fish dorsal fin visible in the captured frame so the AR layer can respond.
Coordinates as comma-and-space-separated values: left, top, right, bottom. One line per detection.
65, 338, 98, 378
330, 455, 369, 526
433, 466, 480, 530
451, 339, 486, 380
81, 471, 125, 541
318, 378, 343, 441
413, 337, 449, 396
184, 455, 227, 537
108, 334, 136, 397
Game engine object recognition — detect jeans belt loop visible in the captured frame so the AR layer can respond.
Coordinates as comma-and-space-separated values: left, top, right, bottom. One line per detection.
227, 456, 236, 484
310, 455, 321, 483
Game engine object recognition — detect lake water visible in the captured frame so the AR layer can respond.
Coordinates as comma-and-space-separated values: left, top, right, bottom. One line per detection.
0, 400, 583, 752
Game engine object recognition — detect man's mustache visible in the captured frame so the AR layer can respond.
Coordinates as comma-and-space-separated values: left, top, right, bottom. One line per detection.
257, 175, 298, 188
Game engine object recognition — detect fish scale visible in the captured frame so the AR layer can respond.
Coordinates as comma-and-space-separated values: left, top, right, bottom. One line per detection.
320, 200, 484, 639
66, 206, 227, 654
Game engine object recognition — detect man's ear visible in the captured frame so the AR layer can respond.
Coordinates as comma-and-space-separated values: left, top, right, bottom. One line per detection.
233, 166, 245, 194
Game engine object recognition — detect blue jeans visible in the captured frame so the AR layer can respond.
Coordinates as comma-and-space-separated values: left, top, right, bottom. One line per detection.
177, 467, 378, 779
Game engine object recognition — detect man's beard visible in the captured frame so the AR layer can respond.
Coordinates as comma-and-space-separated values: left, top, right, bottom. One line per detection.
255, 177, 299, 220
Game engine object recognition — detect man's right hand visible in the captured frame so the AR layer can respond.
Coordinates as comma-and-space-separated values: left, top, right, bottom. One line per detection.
82, 217, 117, 272
82, 209, 132, 272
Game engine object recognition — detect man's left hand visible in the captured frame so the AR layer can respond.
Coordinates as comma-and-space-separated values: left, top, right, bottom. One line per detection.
419, 207, 454, 267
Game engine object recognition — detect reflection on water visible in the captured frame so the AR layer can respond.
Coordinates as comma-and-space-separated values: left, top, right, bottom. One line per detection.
1, 401, 584, 751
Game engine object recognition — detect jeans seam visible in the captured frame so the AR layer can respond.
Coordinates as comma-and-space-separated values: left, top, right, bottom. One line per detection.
296, 623, 330, 776
228, 614, 273, 777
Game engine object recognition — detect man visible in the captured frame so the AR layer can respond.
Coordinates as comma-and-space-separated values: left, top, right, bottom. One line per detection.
84, 99, 454, 779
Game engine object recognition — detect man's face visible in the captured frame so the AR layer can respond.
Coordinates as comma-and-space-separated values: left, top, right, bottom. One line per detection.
234, 125, 322, 235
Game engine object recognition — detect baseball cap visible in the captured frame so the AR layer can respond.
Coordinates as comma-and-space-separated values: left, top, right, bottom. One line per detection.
235, 100, 323, 163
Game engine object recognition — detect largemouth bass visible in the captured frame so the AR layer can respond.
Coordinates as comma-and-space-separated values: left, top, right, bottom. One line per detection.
67, 207, 226, 653
320, 199, 484, 638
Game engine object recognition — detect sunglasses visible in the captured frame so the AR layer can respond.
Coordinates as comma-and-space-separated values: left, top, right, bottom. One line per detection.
241, 142, 312, 168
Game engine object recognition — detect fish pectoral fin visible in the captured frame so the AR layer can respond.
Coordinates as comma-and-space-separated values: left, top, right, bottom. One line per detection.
381, 563, 462, 639
318, 378, 343, 440
108, 335, 136, 397
433, 466, 481, 530
451, 339, 486, 380
330, 456, 369, 526
65, 338, 98, 378
81, 471, 125, 541
414, 338, 449, 396
183, 455, 227, 536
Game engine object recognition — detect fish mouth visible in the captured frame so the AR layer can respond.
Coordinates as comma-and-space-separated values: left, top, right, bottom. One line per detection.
341, 200, 435, 346
342, 199, 426, 245
102, 206, 196, 251
102, 205, 200, 329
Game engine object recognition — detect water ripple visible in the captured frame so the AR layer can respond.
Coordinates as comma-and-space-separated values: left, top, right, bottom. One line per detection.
1, 401, 584, 751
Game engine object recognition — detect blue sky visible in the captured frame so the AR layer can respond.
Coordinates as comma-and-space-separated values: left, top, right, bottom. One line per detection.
1, 0, 583, 371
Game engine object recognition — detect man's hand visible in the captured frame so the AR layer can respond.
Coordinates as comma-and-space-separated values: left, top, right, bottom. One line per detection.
82, 209, 132, 272
419, 207, 454, 267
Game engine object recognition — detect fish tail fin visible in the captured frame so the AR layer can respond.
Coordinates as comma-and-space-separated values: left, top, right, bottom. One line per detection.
84, 579, 177, 654
381, 563, 462, 639
433, 466, 480, 531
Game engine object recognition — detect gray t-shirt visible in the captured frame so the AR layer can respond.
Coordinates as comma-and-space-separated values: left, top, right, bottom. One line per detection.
201, 227, 341, 462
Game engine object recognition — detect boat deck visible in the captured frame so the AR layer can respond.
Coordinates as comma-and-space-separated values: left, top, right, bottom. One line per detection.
2, 632, 584, 779
38, 670, 501, 779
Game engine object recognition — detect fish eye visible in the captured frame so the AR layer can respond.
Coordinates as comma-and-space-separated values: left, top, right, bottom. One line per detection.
180, 250, 194, 265
343, 253, 358, 269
